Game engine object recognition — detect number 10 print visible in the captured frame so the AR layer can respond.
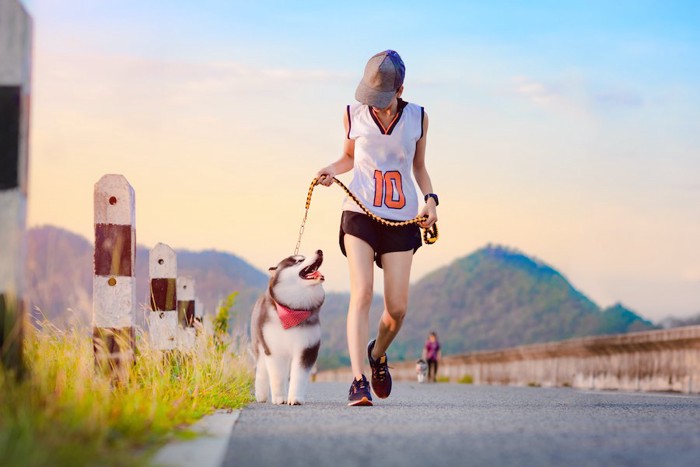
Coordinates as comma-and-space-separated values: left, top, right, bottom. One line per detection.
373, 170, 406, 209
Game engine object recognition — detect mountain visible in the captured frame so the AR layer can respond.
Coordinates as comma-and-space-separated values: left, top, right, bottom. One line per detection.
25, 226, 658, 370
660, 312, 700, 329
389, 245, 657, 360
26, 225, 268, 328
26, 225, 93, 326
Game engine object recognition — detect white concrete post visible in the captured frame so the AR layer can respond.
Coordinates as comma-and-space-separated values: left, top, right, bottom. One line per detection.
148, 243, 178, 350
177, 275, 196, 350
92, 174, 136, 378
0, 0, 31, 375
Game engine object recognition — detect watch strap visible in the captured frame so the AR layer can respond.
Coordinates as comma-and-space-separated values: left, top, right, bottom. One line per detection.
424, 193, 439, 206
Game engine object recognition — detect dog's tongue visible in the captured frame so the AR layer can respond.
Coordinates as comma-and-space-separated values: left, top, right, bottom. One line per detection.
306, 271, 324, 280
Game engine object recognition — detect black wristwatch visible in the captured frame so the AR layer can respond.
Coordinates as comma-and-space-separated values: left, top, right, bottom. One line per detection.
424, 193, 439, 206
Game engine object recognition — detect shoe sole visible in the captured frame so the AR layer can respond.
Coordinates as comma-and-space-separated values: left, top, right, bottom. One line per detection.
372, 390, 390, 399
347, 397, 373, 407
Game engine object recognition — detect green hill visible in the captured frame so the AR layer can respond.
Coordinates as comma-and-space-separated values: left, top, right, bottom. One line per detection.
390, 245, 657, 360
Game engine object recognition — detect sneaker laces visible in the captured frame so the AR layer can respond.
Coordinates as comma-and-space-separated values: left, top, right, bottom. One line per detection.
373, 356, 390, 381
352, 376, 369, 393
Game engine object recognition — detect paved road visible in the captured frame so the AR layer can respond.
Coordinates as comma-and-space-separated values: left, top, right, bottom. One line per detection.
223, 382, 700, 467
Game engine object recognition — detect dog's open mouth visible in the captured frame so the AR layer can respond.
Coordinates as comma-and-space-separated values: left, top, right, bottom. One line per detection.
299, 255, 324, 281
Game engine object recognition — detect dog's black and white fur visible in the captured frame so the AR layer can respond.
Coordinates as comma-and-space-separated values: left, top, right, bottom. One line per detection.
416, 359, 428, 383
251, 250, 325, 405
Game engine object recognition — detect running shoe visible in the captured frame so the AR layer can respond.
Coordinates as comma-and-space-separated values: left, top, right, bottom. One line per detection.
347, 375, 373, 406
367, 339, 392, 398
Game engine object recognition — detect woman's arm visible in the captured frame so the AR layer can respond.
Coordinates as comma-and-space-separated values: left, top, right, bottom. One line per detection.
316, 111, 355, 186
413, 112, 437, 227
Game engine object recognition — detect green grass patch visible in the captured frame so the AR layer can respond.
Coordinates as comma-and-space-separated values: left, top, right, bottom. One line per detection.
457, 374, 474, 384
436, 376, 450, 383
1, 319, 253, 467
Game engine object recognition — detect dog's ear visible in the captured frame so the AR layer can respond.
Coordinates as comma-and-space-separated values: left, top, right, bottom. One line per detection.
268, 266, 277, 276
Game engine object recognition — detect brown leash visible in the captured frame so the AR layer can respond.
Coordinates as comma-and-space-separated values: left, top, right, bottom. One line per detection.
294, 177, 438, 255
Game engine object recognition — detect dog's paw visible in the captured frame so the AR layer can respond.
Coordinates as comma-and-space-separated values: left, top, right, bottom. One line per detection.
255, 395, 268, 403
271, 396, 287, 405
288, 398, 304, 406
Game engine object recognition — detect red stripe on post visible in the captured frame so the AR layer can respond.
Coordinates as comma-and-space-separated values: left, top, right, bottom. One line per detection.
94, 223, 133, 276
92, 327, 135, 378
0, 86, 21, 190
150, 278, 177, 312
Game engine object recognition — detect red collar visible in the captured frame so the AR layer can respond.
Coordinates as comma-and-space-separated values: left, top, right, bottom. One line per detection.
274, 301, 312, 329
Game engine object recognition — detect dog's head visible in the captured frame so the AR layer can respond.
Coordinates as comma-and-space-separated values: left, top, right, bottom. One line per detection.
268, 250, 325, 311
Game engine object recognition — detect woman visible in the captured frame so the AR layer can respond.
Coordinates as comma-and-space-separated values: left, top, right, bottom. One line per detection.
423, 331, 441, 383
316, 50, 438, 406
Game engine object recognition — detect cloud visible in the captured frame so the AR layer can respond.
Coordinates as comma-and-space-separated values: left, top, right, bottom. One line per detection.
512, 76, 565, 105
510, 75, 645, 117
36, 52, 351, 104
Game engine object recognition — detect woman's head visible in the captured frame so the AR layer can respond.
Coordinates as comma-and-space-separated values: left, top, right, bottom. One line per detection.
428, 331, 437, 341
355, 50, 405, 109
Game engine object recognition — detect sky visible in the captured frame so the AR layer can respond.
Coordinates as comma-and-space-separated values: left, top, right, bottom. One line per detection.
19, 0, 700, 321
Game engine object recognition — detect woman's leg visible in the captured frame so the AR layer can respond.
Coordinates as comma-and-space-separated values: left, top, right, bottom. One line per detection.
372, 250, 413, 359
429, 359, 438, 382
344, 235, 375, 379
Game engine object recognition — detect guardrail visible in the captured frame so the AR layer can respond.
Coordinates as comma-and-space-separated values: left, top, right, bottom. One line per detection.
316, 326, 700, 394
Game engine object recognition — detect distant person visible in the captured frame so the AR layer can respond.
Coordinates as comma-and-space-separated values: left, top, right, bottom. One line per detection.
316, 50, 438, 406
423, 331, 441, 382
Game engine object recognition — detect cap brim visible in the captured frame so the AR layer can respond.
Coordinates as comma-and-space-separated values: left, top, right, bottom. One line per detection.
355, 80, 395, 109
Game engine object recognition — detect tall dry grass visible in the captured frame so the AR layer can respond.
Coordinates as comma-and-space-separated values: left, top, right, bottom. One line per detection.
0, 315, 253, 467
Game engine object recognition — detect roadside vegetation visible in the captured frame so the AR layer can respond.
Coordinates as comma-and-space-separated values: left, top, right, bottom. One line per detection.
0, 298, 252, 467
457, 374, 474, 384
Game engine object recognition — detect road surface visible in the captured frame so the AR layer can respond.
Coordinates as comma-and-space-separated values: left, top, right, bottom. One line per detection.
223, 382, 700, 467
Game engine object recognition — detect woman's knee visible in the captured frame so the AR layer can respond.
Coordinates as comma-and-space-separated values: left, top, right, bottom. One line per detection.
384, 298, 407, 322
349, 286, 374, 311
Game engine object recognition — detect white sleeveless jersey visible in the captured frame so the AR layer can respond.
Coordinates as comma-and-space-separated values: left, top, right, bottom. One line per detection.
343, 99, 425, 221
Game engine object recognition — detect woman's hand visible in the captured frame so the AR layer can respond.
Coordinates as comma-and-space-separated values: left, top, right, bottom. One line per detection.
418, 199, 437, 228
315, 167, 335, 187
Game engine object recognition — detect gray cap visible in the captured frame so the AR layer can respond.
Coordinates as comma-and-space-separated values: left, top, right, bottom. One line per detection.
355, 50, 405, 109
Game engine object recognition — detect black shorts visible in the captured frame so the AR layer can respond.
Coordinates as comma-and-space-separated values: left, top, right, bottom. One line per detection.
339, 211, 422, 268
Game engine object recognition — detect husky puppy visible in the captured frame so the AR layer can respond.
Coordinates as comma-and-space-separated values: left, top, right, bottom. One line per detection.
416, 359, 428, 383
251, 250, 325, 405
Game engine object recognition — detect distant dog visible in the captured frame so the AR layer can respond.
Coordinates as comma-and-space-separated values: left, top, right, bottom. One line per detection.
416, 359, 428, 383
251, 250, 325, 405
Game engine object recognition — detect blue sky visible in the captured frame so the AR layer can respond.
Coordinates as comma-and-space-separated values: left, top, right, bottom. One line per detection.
21, 0, 700, 320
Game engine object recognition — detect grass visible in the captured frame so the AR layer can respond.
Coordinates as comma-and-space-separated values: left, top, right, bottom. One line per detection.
0, 317, 253, 467
457, 374, 474, 384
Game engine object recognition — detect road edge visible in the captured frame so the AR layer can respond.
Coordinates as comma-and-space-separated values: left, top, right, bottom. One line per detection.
151, 409, 241, 467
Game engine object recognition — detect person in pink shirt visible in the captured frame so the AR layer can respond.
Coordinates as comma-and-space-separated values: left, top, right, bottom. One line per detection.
423, 331, 441, 383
